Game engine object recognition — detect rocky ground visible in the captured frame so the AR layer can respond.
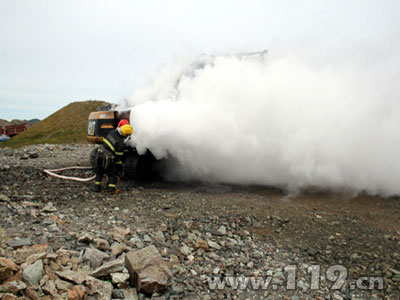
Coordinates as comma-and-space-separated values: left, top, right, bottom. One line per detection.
0, 144, 399, 300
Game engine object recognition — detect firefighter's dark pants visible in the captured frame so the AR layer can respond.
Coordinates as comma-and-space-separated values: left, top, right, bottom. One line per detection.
94, 148, 118, 190
95, 160, 118, 187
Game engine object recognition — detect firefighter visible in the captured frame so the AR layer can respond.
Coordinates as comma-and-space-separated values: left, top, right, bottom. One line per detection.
94, 120, 133, 193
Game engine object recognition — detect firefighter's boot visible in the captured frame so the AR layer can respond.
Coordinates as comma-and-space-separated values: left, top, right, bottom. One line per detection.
108, 184, 119, 195
94, 182, 101, 192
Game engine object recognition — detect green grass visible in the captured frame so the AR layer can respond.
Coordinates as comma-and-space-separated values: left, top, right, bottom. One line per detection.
1, 100, 110, 149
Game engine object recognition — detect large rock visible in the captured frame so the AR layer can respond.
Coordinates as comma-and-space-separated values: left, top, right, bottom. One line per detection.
67, 285, 85, 300
90, 257, 125, 278
56, 270, 86, 285
83, 247, 110, 269
14, 246, 45, 264
111, 226, 130, 242
55, 278, 73, 291
42, 280, 59, 298
22, 259, 43, 285
0, 194, 9, 202
2, 294, 19, 300
125, 245, 172, 293
0, 280, 26, 293
7, 238, 32, 249
111, 272, 130, 284
26, 253, 47, 265
86, 276, 112, 300
93, 238, 110, 251
111, 243, 128, 257
122, 288, 138, 300
0, 258, 18, 282
194, 239, 209, 251
207, 240, 221, 250
77, 233, 94, 244
25, 286, 41, 300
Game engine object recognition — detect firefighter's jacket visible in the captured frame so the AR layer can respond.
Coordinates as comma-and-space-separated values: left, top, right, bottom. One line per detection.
101, 129, 125, 171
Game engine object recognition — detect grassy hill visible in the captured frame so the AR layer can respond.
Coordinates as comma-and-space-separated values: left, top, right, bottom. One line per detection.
1, 100, 110, 148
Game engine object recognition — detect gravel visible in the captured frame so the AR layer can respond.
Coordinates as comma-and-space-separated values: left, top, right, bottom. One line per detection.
0, 144, 399, 299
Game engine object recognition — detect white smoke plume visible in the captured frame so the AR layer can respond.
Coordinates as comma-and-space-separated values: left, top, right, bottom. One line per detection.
121, 45, 400, 196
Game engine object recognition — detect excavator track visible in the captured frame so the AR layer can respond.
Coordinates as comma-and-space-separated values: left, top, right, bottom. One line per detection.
124, 151, 156, 181
90, 147, 157, 181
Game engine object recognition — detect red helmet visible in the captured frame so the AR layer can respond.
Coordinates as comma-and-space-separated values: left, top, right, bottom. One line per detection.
118, 119, 129, 127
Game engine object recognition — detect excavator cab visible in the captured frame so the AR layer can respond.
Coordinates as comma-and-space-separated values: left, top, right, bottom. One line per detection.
87, 108, 130, 144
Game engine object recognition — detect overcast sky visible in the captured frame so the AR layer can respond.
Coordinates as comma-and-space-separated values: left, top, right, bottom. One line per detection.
0, 0, 399, 120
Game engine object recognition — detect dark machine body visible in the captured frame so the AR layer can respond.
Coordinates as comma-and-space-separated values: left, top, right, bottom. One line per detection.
87, 107, 156, 180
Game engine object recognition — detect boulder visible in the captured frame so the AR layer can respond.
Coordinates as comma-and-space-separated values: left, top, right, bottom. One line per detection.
111, 243, 128, 257
0, 258, 18, 282
22, 260, 43, 285
67, 285, 85, 300
110, 272, 130, 285
55, 278, 73, 291
42, 280, 59, 298
0, 194, 9, 202
111, 227, 130, 242
90, 257, 125, 278
83, 247, 109, 269
7, 238, 32, 249
56, 270, 86, 285
86, 276, 112, 300
194, 239, 209, 251
0, 280, 26, 294
125, 245, 172, 293
122, 288, 138, 300
2, 294, 19, 300
93, 238, 110, 251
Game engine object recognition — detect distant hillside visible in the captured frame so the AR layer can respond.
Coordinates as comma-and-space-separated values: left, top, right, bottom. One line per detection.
0, 100, 110, 148
0, 118, 41, 127
26, 118, 40, 125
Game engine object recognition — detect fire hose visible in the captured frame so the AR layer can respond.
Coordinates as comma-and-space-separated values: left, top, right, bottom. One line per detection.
44, 166, 95, 182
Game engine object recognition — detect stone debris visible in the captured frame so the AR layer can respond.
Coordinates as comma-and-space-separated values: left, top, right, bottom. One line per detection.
0, 143, 398, 299
125, 245, 172, 293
